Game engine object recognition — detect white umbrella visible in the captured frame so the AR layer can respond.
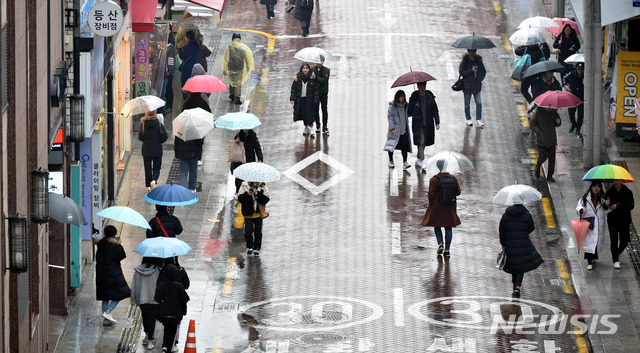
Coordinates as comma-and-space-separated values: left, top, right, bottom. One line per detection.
509, 27, 553, 46
294, 47, 331, 64
173, 108, 214, 141
121, 95, 165, 116
233, 162, 281, 182
564, 53, 584, 64
517, 16, 559, 29
425, 151, 474, 175
492, 184, 542, 205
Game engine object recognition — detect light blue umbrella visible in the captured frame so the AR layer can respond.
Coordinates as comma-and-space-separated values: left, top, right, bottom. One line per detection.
96, 206, 151, 229
232, 162, 281, 182
134, 237, 192, 258
145, 183, 199, 206
214, 112, 262, 130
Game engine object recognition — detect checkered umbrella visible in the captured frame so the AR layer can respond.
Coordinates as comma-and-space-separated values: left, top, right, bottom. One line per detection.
391, 71, 436, 88
232, 162, 281, 182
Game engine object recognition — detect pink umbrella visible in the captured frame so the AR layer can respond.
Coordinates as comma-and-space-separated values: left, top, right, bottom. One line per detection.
391, 71, 436, 88
533, 90, 583, 109
182, 75, 228, 93
571, 218, 590, 248
546, 18, 580, 37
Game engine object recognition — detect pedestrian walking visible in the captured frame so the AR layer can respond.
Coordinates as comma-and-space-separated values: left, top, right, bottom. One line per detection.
515, 42, 550, 105
237, 181, 270, 257
138, 110, 168, 191
529, 107, 561, 182
605, 179, 635, 269
553, 24, 580, 77
260, 0, 277, 19
294, 0, 314, 37
531, 70, 562, 101
421, 159, 461, 257
458, 49, 486, 127
130, 258, 161, 350
231, 129, 264, 195
290, 63, 320, 136
95, 225, 131, 325
384, 90, 412, 169
576, 181, 610, 270
160, 32, 176, 114
154, 264, 190, 353
563, 62, 585, 137
189, 63, 210, 166
177, 85, 209, 191
221, 33, 255, 105
147, 204, 184, 238
408, 81, 440, 172
177, 30, 200, 98
311, 55, 330, 135
197, 34, 212, 72
499, 202, 544, 296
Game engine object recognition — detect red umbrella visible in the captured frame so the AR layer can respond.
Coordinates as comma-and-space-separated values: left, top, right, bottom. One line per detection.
391, 71, 436, 88
182, 75, 228, 93
546, 18, 580, 37
571, 218, 590, 248
533, 90, 583, 109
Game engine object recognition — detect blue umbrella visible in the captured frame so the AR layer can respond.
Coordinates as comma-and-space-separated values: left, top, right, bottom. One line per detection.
96, 206, 151, 229
214, 112, 262, 130
133, 237, 192, 258
144, 183, 199, 206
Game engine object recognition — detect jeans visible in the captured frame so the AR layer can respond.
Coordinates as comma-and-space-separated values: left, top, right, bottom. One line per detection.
143, 156, 162, 187
102, 300, 119, 313
244, 217, 263, 250
609, 221, 631, 262
315, 93, 328, 129
434, 227, 453, 250
568, 103, 584, 132
464, 91, 482, 121
159, 77, 169, 114
535, 145, 556, 178
180, 157, 199, 190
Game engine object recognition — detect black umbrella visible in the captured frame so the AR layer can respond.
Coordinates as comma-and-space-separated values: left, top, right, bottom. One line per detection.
452, 34, 496, 49
522, 61, 563, 79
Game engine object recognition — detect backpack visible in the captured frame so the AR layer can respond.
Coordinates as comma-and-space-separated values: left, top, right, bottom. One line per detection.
435, 175, 458, 206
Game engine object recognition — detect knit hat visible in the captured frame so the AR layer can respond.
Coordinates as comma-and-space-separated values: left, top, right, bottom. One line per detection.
232, 33, 241, 41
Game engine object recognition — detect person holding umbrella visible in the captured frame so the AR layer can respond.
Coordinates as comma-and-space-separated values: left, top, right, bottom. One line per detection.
384, 90, 412, 169
576, 181, 610, 270
605, 179, 635, 269
531, 70, 562, 103
458, 49, 486, 127
232, 129, 264, 195
147, 205, 184, 238
237, 181, 270, 257
563, 62, 585, 137
311, 55, 331, 135
530, 106, 561, 182
515, 42, 550, 106
408, 81, 440, 172
95, 225, 131, 325
290, 63, 320, 136
138, 110, 168, 191
553, 24, 581, 78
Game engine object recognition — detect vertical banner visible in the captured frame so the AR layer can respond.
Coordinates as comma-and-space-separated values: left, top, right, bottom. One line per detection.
91, 131, 103, 238
80, 139, 92, 240
70, 163, 82, 287
135, 33, 150, 97
614, 51, 640, 135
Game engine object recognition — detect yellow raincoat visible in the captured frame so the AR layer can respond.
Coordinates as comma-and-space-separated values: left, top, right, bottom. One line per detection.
221, 39, 255, 87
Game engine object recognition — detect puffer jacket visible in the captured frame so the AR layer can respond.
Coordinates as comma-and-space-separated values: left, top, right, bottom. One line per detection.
499, 205, 544, 274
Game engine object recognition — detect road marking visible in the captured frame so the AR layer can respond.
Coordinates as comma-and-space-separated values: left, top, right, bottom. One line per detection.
393, 288, 405, 326
222, 257, 237, 294
446, 61, 456, 80
210, 336, 223, 353
542, 197, 556, 228
573, 326, 589, 352
283, 151, 355, 195
493, 1, 502, 18
501, 33, 512, 51
518, 104, 529, 127
220, 28, 276, 54
235, 203, 244, 229
391, 223, 401, 255
261, 67, 269, 85
555, 259, 574, 294
390, 168, 398, 196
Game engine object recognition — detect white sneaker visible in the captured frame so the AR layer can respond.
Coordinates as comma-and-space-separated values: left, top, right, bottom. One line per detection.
403, 162, 411, 169
466, 120, 473, 126
586, 264, 593, 270
146, 339, 155, 350
102, 310, 117, 323
172, 344, 179, 352
191, 189, 196, 194
476, 120, 484, 127
303, 126, 310, 135
388, 161, 395, 168
147, 187, 151, 191
198, 160, 203, 166
142, 337, 149, 345
614, 261, 621, 269
150, 180, 156, 189
415, 159, 424, 167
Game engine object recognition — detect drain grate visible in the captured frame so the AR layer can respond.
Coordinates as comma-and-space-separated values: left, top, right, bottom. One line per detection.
292, 311, 351, 325
291, 332, 351, 346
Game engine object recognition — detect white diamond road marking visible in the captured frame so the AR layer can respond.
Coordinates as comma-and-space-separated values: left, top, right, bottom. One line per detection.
283, 151, 355, 195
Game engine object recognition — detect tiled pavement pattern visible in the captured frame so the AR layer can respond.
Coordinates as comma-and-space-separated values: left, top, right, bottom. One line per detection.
50, 0, 640, 352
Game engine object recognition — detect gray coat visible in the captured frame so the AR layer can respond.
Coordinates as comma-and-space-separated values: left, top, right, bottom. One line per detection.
130, 263, 160, 305
384, 101, 412, 153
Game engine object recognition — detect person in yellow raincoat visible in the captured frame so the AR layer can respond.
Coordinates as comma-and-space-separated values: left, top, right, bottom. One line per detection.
221, 33, 255, 105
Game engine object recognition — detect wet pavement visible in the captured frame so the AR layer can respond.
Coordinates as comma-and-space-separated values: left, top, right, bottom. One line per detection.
50, 0, 640, 352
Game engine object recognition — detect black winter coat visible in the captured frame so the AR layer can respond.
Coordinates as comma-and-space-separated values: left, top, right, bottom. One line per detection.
605, 184, 635, 225
531, 76, 562, 100
95, 237, 131, 301
294, 0, 314, 22
290, 75, 319, 122
499, 205, 544, 274
174, 137, 203, 160
515, 43, 551, 65
408, 90, 440, 146
238, 188, 270, 217
459, 54, 486, 94
154, 264, 190, 324
235, 130, 263, 163
562, 70, 584, 100
553, 26, 581, 63
147, 210, 184, 238
138, 118, 168, 158
311, 65, 330, 94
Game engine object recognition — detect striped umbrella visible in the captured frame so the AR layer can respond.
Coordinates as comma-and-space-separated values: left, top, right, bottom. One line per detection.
391, 71, 436, 88
232, 162, 281, 182
582, 164, 635, 183
96, 206, 151, 229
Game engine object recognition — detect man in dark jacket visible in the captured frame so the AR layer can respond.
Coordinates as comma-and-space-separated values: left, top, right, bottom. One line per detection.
408, 81, 440, 172
155, 264, 189, 353
563, 62, 585, 137
515, 42, 551, 105
459, 49, 486, 127
531, 71, 562, 101
312, 55, 331, 135
175, 137, 203, 192
530, 107, 561, 182
605, 179, 635, 269
294, 0, 314, 37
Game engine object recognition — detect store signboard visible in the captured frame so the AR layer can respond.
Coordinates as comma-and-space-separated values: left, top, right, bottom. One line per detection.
615, 51, 640, 135
135, 33, 150, 97
87, 0, 123, 37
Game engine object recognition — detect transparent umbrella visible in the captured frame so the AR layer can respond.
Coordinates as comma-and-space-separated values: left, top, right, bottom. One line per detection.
492, 184, 542, 205
518, 16, 559, 29
425, 151, 474, 175
294, 47, 331, 63
121, 95, 165, 116
509, 27, 553, 46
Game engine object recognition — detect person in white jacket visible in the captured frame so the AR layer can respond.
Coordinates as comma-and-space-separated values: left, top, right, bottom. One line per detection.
576, 180, 610, 270
130, 259, 161, 350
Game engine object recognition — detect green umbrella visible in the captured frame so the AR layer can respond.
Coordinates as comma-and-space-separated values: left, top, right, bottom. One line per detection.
96, 206, 151, 229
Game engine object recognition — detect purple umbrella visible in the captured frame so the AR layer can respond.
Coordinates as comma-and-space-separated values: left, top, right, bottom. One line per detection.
391, 71, 436, 88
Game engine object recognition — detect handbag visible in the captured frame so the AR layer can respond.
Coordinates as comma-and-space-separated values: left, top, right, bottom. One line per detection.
258, 203, 269, 219
451, 76, 464, 91
228, 140, 246, 163
511, 50, 531, 81
178, 55, 192, 72
583, 216, 595, 230
496, 250, 507, 270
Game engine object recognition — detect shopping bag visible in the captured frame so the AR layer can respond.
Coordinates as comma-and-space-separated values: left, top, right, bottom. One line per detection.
511, 53, 531, 81
258, 203, 269, 219
496, 250, 507, 270
571, 218, 590, 248
228, 140, 246, 163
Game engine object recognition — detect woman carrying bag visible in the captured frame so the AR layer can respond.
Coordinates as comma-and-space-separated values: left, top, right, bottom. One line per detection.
237, 181, 270, 257
576, 180, 610, 270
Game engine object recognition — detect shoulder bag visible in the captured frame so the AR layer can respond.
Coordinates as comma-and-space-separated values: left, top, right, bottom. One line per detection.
258, 203, 269, 219
451, 76, 464, 91
496, 250, 507, 270
228, 140, 246, 163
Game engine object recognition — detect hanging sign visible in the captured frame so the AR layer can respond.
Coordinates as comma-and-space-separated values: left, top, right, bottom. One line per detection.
87, 0, 123, 37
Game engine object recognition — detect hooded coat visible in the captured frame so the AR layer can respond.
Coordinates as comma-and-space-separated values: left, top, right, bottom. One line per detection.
130, 263, 160, 306
576, 193, 610, 254
529, 108, 561, 147
95, 236, 131, 301
290, 72, 319, 124
421, 172, 461, 227
138, 117, 168, 158
384, 101, 412, 153
531, 75, 562, 100
178, 40, 200, 85
408, 90, 440, 147
459, 54, 486, 94
154, 264, 190, 324
553, 24, 581, 63
499, 205, 544, 274
221, 38, 255, 87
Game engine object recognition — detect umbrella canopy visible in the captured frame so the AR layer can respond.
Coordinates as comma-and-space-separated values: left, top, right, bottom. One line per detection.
518, 16, 559, 29
182, 75, 228, 93
214, 112, 262, 130
425, 151, 474, 175
522, 61, 564, 79
144, 183, 199, 206
509, 27, 553, 46
121, 95, 165, 116
96, 206, 151, 229
533, 90, 583, 109
452, 34, 496, 49
233, 162, 281, 182
391, 71, 436, 88
547, 17, 580, 37
492, 184, 542, 205
564, 53, 584, 64
134, 237, 192, 258
173, 108, 215, 141
571, 218, 590, 248
48, 193, 85, 226
294, 47, 331, 63
582, 164, 635, 182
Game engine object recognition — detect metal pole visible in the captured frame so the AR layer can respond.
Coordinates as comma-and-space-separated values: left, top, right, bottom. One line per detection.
592, 0, 604, 165
583, 0, 594, 167
553, 0, 565, 18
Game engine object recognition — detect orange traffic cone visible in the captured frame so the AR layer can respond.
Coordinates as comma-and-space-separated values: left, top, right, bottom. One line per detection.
184, 319, 197, 353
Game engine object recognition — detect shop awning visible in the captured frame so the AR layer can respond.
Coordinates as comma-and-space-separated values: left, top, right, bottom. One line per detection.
187, 0, 226, 18
600, 0, 640, 26
131, 0, 159, 32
